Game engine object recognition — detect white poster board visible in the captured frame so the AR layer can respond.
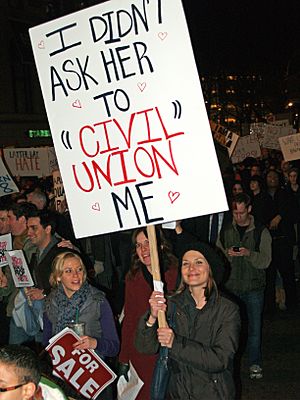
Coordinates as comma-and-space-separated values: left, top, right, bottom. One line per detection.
3, 147, 58, 177
0, 158, 19, 197
29, 0, 228, 238
231, 134, 261, 164
6, 250, 34, 287
0, 234, 12, 268
262, 125, 295, 150
279, 133, 300, 162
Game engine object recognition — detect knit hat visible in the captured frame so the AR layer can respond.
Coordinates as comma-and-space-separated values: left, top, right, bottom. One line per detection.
179, 242, 225, 285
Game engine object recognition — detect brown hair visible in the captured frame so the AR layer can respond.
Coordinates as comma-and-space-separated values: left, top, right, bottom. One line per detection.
176, 256, 217, 300
127, 226, 178, 279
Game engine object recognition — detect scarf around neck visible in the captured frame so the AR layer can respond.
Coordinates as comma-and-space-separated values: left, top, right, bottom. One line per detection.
54, 281, 90, 334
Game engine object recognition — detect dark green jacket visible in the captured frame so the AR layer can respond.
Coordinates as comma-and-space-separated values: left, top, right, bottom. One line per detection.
216, 215, 272, 294
135, 288, 240, 400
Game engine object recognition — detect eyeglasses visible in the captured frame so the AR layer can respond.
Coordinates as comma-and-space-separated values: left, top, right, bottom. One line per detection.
0, 383, 26, 392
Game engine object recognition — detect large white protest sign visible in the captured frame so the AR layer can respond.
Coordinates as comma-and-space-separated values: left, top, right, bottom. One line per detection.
0, 158, 19, 197
29, 0, 228, 238
3, 147, 57, 177
231, 134, 261, 164
279, 133, 300, 162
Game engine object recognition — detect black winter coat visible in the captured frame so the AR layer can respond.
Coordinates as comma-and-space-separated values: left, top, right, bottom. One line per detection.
135, 288, 240, 400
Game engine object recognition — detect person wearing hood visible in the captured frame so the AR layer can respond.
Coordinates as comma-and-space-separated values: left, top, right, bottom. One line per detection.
135, 242, 240, 400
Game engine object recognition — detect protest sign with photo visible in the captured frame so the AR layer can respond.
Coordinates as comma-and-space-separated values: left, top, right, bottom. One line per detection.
231, 134, 261, 164
0, 158, 19, 197
279, 133, 300, 162
6, 250, 34, 287
29, 0, 228, 238
46, 328, 117, 399
3, 147, 57, 177
0, 234, 12, 267
210, 121, 240, 157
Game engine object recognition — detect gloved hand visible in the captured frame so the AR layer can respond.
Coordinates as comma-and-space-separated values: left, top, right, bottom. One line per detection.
118, 362, 130, 382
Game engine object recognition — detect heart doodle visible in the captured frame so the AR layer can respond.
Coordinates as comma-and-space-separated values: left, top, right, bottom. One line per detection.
137, 82, 146, 92
168, 191, 180, 204
158, 32, 168, 40
92, 202, 100, 211
38, 40, 45, 49
72, 99, 82, 108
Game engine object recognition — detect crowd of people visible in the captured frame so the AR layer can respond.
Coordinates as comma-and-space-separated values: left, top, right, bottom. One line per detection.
0, 146, 299, 399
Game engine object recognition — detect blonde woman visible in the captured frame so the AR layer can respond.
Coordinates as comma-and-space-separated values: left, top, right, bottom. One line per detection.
43, 252, 119, 358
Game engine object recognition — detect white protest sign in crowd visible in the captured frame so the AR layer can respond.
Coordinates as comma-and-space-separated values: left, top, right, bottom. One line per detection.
0, 234, 12, 268
279, 133, 300, 162
0, 158, 19, 197
6, 250, 34, 287
29, 0, 228, 238
261, 124, 295, 150
231, 134, 261, 164
3, 147, 58, 177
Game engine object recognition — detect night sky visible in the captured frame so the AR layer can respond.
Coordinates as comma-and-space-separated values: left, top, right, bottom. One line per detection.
181, 0, 300, 74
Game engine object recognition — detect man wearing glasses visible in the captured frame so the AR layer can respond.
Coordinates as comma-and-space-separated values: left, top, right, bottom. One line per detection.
0, 345, 67, 399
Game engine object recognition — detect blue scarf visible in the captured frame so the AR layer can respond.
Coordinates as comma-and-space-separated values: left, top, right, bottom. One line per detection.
54, 281, 90, 334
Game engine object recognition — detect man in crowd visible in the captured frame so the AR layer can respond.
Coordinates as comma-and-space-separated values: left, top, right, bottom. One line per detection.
7, 202, 37, 261
5, 202, 38, 345
0, 204, 10, 235
26, 209, 78, 300
26, 189, 48, 211
217, 193, 272, 380
0, 344, 67, 399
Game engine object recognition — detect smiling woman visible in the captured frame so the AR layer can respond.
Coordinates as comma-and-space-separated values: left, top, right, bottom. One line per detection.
118, 227, 178, 400
43, 252, 120, 399
136, 242, 241, 400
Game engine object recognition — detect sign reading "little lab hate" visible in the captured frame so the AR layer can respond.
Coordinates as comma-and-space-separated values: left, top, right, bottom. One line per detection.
29, 0, 228, 238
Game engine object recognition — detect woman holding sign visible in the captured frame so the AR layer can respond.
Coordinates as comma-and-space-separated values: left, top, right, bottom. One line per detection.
135, 242, 241, 400
118, 227, 179, 399
43, 252, 119, 399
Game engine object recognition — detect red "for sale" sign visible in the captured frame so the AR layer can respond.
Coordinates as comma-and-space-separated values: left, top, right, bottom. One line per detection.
46, 328, 116, 399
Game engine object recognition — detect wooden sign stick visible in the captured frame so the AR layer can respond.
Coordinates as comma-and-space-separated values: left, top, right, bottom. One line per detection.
146, 225, 167, 328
